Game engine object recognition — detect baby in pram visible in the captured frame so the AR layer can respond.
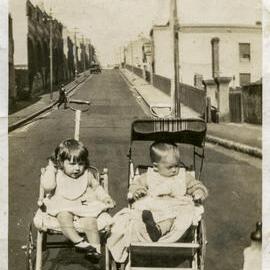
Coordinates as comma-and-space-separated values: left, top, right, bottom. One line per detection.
130, 141, 208, 241
107, 141, 208, 263
41, 139, 115, 262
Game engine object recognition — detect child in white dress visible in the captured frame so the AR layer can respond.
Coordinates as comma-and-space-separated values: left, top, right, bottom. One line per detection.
41, 139, 115, 262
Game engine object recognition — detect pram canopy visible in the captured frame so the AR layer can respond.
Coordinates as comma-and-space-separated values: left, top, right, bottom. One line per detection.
131, 118, 206, 148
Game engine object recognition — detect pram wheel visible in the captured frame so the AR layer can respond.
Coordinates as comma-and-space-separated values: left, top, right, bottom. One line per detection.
24, 223, 35, 270
197, 219, 207, 270
23, 222, 49, 270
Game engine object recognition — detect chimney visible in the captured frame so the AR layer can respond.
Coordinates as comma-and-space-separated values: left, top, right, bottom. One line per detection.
211, 37, 220, 78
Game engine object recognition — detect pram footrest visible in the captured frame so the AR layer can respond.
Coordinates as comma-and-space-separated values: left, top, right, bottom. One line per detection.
130, 267, 195, 270
129, 242, 199, 267
45, 241, 74, 249
130, 242, 199, 248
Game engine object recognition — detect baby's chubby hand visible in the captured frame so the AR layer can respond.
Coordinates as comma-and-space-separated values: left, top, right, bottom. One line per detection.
103, 197, 116, 208
192, 189, 207, 201
133, 187, 147, 200
48, 159, 55, 167
41, 159, 57, 192
44, 159, 56, 173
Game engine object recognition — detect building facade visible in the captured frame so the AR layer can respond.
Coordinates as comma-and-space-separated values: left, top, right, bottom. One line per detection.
151, 0, 261, 88
8, 0, 97, 113
63, 27, 75, 81
152, 23, 262, 88
9, 14, 16, 107
125, 34, 152, 70
9, 0, 64, 99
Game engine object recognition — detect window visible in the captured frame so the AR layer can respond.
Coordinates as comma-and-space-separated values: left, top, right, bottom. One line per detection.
239, 73, 251, 86
239, 43, 250, 61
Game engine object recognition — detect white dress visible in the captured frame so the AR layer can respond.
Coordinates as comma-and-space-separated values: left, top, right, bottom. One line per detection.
44, 170, 110, 217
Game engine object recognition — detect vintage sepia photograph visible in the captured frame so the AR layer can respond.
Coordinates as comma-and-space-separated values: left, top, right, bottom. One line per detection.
6, 0, 263, 269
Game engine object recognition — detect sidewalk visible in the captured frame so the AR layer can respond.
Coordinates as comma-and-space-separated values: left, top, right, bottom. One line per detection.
122, 69, 200, 119
207, 122, 261, 149
121, 68, 262, 157
9, 72, 89, 127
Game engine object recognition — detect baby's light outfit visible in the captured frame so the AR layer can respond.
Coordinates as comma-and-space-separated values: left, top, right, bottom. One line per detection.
132, 168, 193, 223
107, 167, 208, 263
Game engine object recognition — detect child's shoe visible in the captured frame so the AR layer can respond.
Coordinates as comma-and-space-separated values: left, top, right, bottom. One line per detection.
85, 248, 102, 264
74, 238, 96, 253
142, 210, 161, 242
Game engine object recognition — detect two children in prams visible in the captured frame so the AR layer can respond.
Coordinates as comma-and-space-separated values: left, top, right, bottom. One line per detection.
41, 138, 208, 263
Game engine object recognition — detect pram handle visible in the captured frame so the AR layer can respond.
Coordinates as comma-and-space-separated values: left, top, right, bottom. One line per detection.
150, 104, 172, 118
68, 99, 91, 112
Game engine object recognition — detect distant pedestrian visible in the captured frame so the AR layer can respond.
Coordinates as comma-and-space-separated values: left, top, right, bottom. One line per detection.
57, 84, 68, 109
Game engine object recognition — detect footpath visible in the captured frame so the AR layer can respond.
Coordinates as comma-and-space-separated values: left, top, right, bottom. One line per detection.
120, 68, 262, 158
8, 71, 90, 131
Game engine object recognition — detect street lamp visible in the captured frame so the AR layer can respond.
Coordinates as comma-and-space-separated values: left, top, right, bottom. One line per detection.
49, 8, 53, 100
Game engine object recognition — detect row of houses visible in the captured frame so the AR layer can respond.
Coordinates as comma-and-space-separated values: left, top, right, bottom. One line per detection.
9, 0, 98, 110
122, 0, 262, 123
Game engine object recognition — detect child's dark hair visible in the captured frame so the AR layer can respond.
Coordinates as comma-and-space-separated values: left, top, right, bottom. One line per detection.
150, 141, 180, 163
50, 139, 89, 169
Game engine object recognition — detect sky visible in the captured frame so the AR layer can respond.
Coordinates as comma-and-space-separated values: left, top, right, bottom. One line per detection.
12, 0, 262, 66
38, 0, 169, 65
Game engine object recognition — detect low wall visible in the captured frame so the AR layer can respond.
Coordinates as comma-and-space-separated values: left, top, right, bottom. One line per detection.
242, 83, 262, 124
133, 66, 143, 78
152, 74, 171, 96
145, 70, 151, 82
125, 64, 143, 78
126, 64, 133, 72
128, 69, 206, 117
229, 89, 242, 122
179, 82, 206, 116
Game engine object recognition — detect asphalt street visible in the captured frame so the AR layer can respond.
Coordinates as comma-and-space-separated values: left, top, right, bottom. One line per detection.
9, 69, 261, 270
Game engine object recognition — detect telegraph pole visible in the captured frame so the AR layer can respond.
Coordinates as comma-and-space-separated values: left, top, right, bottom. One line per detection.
82, 34, 86, 72
74, 27, 78, 77
119, 47, 121, 66
170, 0, 181, 118
131, 41, 134, 73
49, 8, 53, 100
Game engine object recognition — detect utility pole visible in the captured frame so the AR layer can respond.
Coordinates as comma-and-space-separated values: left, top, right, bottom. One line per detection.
170, 0, 181, 118
49, 8, 53, 100
119, 47, 122, 66
74, 27, 78, 77
131, 41, 134, 73
86, 38, 91, 69
81, 34, 86, 72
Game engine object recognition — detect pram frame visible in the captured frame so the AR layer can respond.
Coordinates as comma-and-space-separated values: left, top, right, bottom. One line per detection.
24, 166, 109, 270
106, 117, 207, 270
22, 100, 112, 270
